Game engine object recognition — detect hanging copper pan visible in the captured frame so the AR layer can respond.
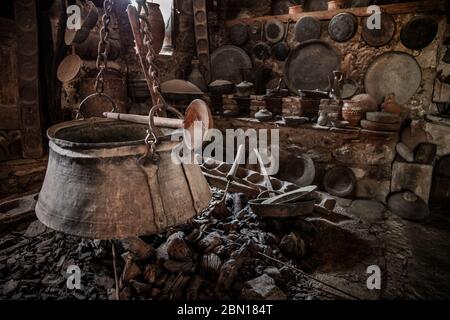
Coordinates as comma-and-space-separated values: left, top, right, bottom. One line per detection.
57, 54, 83, 83
265, 19, 285, 44
253, 22, 271, 60
272, 20, 292, 61
284, 40, 340, 93
364, 51, 422, 105
228, 23, 249, 46
294, 16, 321, 43
211, 45, 252, 84
362, 13, 396, 47
400, 15, 438, 51
328, 12, 357, 43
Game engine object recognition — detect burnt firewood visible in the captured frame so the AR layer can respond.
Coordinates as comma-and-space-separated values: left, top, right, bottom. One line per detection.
185, 229, 202, 243
120, 253, 142, 287
185, 275, 204, 300
162, 273, 190, 297
167, 237, 192, 262
130, 279, 152, 295
163, 260, 196, 274
156, 231, 186, 261
120, 237, 155, 261
279, 232, 306, 259
201, 253, 222, 280
154, 272, 169, 287
144, 264, 164, 284
197, 232, 222, 253
215, 244, 250, 292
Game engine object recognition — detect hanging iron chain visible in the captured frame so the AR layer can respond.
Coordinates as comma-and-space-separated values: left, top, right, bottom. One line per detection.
95, 0, 114, 94
136, 0, 166, 109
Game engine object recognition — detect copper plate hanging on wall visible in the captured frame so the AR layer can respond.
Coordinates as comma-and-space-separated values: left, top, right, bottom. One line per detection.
362, 13, 396, 47
211, 45, 252, 84
400, 15, 438, 51
264, 19, 285, 44
228, 23, 248, 46
328, 13, 357, 43
284, 40, 340, 93
364, 51, 422, 105
294, 16, 321, 43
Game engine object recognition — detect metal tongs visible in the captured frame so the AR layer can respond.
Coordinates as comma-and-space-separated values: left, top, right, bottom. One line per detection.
213, 144, 245, 218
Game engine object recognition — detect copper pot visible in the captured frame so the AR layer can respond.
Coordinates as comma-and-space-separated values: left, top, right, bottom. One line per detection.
147, 2, 165, 54
36, 118, 212, 239
382, 93, 402, 115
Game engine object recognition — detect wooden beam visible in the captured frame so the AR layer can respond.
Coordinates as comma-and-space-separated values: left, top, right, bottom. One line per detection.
225, 0, 445, 27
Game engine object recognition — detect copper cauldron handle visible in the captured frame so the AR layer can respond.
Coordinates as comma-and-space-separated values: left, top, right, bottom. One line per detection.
143, 105, 184, 159
76, 93, 116, 120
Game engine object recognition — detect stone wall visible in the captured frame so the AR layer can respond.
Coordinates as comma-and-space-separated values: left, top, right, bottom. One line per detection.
223, 11, 447, 118
214, 118, 398, 202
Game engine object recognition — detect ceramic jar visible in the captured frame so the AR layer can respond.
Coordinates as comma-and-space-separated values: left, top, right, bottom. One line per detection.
382, 93, 402, 115
188, 59, 207, 92
341, 100, 363, 127
327, 1, 342, 11
351, 94, 378, 115
147, 3, 165, 54
289, 5, 303, 14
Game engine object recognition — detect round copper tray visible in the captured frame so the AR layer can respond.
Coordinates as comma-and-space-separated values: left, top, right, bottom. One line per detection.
362, 13, 396, 47
211, 45, 252, 84
364, 51, 421, 105
284, 40, 340, 93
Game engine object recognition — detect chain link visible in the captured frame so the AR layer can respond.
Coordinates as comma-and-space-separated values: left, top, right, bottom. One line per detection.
94, 0, 114, 94
136, 0, 166, 110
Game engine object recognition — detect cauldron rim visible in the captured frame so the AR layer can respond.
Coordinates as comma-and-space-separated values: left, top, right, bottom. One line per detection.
47, 117, 147, 149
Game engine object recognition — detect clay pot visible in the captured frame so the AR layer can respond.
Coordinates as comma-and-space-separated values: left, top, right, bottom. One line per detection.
236, 81, 254, 97
188, 59, 207, 92
208, 80, 235, 95
327, 1, 342, 11
289, 5, 303, 14
341, 100, 363, 127
382, 93, 402, 115
147, 2, 165, 54
351, 94, 378, 115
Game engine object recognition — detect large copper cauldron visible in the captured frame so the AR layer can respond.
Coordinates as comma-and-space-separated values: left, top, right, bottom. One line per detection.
36, 118, 211, 239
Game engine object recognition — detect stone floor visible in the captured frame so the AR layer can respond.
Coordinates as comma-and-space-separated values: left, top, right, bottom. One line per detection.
0, 193, 449, 300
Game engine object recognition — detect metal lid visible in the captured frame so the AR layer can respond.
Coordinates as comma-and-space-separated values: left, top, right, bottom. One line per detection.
328, 13, 357, 43
284, 40, 340, 93
57, 54, 82, 83
264, 19, 285, 43
362, 13, 396, 47
400, 15, 438, 50
294, 16, 321, 43
364, 51, 421, 104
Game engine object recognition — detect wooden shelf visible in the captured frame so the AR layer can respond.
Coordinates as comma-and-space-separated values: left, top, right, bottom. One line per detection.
225, 0, 446, 26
